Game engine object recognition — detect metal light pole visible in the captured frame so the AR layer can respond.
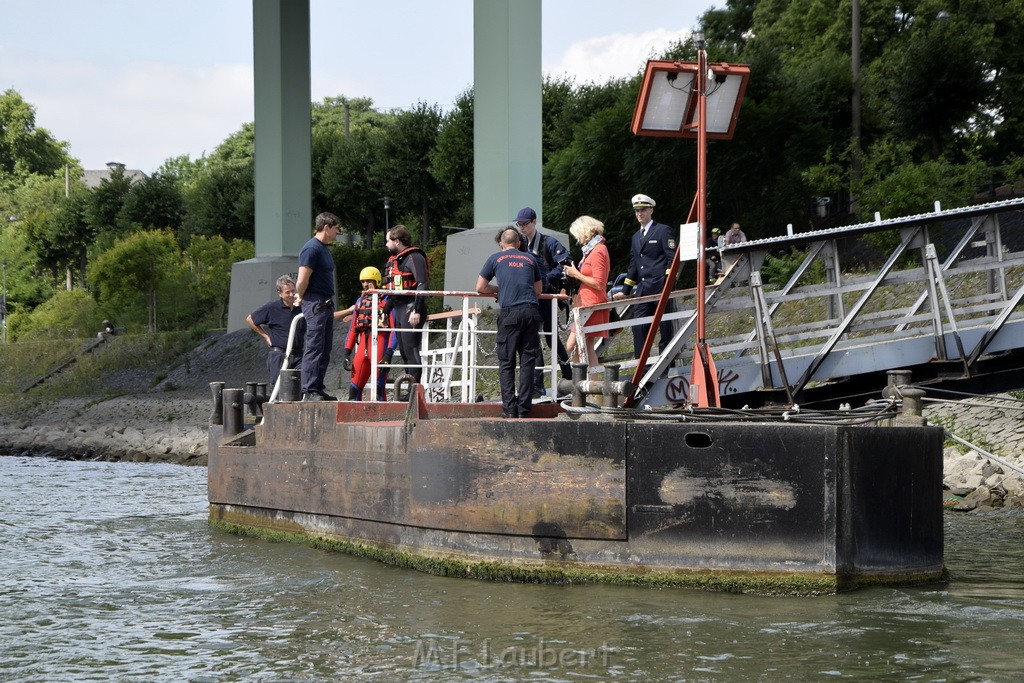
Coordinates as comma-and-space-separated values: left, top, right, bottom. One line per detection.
382, 196, 392, 231
2, 258, 7, 344
627, 31, 749, 408
688, 31, 720, 407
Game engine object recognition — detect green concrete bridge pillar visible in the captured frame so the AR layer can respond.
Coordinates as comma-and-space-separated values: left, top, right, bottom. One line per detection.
227, 0, 311, 332
473, 0, 542, 227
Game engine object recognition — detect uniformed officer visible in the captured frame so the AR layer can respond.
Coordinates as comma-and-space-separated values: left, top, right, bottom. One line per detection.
514, 206, 572, 395
477, 227, 543, 418
612, 193, 678, 358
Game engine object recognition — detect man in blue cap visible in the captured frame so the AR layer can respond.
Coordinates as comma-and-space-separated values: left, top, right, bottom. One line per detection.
613, 193, 678, 358
515, 207, 572, 396
477, 226, 543, 418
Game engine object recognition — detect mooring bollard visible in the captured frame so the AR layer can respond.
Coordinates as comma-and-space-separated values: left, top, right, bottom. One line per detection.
898, 386, 926, 425
255, 382, 267, 419
209, 381, 224, 426
569, 363, 634, 410
571, 363, 588, 408
882, 369, 912, 400
279, 369, 301, 402
222, 388, 244, 437
244, 382, 258, 420
603, 364, 621, 408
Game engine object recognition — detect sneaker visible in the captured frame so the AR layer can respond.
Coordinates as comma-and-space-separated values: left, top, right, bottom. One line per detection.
302, 392, 323, 402
318, 391, 338, 401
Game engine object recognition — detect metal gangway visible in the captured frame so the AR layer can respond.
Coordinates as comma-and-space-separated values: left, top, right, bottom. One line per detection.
618, 196, 1024, 407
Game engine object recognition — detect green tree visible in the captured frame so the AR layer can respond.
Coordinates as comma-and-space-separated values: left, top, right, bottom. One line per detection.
314, 123, 386, 245
373, 102, 444, 244
429, 89, 474, 230
859, 145, 987, 221
867, 13, 993, 160
120, 172, 186, 238
0, 220, 52, 311
87, 165, 135, 243
182, 125, 255, 241
87, 229, 186, 332
156, 154, 207, 188
312, 96, 385, 134
0, 89, 71, 189
8, 288, 102, 341
183, 234, 254, 327
32, 190, 93, 287
3, 174, 93, 290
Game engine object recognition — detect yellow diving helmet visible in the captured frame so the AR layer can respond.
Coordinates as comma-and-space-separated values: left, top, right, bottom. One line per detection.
358, 266, 382, 285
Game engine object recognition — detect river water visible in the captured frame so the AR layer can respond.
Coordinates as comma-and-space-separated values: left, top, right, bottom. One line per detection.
1, 456, 1022, 682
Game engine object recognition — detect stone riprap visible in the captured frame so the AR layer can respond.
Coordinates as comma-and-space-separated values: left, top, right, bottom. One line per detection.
926, 395, 1024, 511
0, 395, 211, 464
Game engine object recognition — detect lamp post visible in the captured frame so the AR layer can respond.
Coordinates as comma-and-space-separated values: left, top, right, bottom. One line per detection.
381, 196, 392, 231
2, 258, 7, 344
628, 31, 750, 407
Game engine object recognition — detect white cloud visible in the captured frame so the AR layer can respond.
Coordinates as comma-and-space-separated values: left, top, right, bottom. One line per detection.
3, 50, 253, 173
546, 27, 691, 84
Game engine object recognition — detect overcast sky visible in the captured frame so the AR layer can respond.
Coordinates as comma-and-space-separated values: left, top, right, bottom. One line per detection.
0, 0, 712, 173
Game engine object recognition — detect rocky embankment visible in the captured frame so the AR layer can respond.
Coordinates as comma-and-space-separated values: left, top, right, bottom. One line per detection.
0, 395, 212, 465
0, 330, 273, 466
1, 329, 1022, 511
926, 396, 1024, 512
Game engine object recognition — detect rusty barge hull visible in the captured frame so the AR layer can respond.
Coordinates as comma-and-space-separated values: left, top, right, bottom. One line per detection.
208, 394, 945, 593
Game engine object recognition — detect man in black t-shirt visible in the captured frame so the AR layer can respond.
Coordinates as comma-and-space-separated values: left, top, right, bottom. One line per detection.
246, 274, 305, 383
477, 227, 543, 418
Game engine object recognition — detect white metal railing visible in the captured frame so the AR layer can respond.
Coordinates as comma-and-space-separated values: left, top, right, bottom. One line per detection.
264, 287, 675, 404
365, 289, 571, 402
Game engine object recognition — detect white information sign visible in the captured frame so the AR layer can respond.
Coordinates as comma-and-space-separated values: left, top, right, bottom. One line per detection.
679, 222, 701, 262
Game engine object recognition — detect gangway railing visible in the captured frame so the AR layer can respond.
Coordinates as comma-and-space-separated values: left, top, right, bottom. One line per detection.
631, 196, 1024, 407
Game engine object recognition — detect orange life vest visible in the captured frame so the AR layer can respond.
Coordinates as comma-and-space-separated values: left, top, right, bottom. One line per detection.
353, 294, 384, 331
384, 246, 428, 291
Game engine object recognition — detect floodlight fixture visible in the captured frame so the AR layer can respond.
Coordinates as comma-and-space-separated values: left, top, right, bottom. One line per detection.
630, 60, 750, 139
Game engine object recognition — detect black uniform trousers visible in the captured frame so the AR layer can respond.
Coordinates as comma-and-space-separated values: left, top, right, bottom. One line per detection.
631, 279, 676, 359
496, 303, 542, 417
299, 298, 334, 394
534, 297, 570, 388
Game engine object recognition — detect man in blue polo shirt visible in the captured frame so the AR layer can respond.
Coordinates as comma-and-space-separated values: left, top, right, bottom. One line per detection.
477, 227, 543, 418
246, 274, 305, 383
295, 212, 341, 402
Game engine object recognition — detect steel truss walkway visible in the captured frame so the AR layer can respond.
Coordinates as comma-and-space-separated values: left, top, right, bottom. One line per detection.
625, 197, 1024, 408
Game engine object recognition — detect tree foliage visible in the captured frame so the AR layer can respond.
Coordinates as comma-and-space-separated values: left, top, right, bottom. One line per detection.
374, 102, 444, 244
430, 89, 474, 230
8, 288, 102, 341
0, 220, 52, 311
183, 235, 254, 327
87, 230, 186, 333
0, 89, 70, 188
